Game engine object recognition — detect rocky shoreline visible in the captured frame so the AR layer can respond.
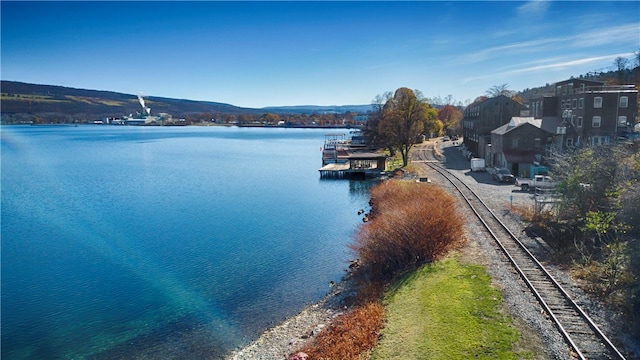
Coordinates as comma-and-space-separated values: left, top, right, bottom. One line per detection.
226, 140, 637, 359
227, 278, 359, 360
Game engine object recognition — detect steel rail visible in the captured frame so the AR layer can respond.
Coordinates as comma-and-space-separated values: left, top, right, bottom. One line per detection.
413, 146, 625, 360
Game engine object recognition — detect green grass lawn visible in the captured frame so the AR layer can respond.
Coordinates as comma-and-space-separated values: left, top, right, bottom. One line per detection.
371, 257, 532, 359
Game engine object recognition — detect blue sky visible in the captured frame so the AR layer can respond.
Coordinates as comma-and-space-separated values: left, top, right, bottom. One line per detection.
2, 1, 639, 108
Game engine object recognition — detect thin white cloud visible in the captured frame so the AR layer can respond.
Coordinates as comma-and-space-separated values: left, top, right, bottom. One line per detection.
517, 0, 550, 18
463, 38, 559, 63
459, 23, 639, 65
462, 52, 635, 83
509, 53, 635, 73
573, 23, 640, 48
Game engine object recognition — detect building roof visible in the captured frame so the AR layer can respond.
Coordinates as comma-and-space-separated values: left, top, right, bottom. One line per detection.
555, 78, 604, 86
539, 117, 563, 134
491, 117, 540, 135
347, 152, 387, 160
503, 149, 537, 164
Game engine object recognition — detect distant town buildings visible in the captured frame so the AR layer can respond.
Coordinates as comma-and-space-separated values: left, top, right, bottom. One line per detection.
461, 78, 638, 177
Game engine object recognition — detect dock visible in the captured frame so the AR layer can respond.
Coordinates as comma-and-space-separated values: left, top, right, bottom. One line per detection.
319, 152, 387, 179
319, 133, 387, 179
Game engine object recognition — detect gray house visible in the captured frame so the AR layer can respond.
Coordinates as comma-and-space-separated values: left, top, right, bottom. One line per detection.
490, 117, 554, 178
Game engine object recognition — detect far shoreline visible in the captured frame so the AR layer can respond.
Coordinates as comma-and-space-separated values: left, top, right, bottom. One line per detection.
2, 122, 362, 130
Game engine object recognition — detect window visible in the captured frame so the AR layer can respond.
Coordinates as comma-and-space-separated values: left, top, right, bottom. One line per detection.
577, 117, 583, 127
566, 138, 574, 147
594, 97, 602, 108
579, 98, 584, 109
618, 116, 627, 127
592, 116, 601, 127
572, 99, 577, 109
620, 96, 628, 108
512, 138, 519, 148
591, 136, 610, 146
579, 83, 585, 93
571, 115, 576, 126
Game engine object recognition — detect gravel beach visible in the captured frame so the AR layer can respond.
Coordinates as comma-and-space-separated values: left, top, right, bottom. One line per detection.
227, 139, 637, 360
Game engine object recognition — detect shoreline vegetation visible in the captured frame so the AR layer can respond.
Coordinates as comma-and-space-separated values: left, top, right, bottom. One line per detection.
230, 138, 638, 359
229, 179, 538, 359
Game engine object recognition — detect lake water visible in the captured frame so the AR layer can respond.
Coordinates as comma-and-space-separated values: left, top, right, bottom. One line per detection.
1, 125, 374, 359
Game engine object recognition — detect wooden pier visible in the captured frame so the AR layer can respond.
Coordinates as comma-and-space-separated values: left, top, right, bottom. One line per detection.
319, 133, 387, 179
319, 152, 387, 179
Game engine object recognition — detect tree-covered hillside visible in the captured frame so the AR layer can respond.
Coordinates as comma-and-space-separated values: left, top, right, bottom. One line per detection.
0, 81, 261, 124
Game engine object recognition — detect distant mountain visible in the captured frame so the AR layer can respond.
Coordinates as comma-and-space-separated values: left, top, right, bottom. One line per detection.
261, 104, 374, 114
0, 81, 264, 123
0, 81, 374, 124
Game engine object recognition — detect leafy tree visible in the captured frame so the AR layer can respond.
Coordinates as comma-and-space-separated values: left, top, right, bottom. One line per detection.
472, 95, 489, 104
379, 87, 431, 166
553, 145, 624, 223
548, 143, 639, 302
260, 112, 280, 125
511, 94, 524, 104
423, 105, 442, 137
530, 143, 640, 340
437, 104, 462, 134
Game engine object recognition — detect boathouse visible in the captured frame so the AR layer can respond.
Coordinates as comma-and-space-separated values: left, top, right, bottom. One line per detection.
319, 152, 387, 179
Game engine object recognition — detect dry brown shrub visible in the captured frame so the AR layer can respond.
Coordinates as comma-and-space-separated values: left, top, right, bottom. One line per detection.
299, 302, 385, 360
296, 181, 463, 359
433, 143, 443, 159
509, 204, 536, 222
351, 180, 464, 282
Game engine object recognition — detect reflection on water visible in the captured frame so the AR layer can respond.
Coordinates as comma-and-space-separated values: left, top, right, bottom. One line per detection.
1, 126, 372, 359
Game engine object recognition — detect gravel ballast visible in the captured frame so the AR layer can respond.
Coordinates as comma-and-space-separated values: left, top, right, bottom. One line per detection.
227, 139, 637, 360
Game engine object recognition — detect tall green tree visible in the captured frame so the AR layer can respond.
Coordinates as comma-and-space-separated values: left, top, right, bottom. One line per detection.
437, 104, 462, 134
379, 87, 431, 166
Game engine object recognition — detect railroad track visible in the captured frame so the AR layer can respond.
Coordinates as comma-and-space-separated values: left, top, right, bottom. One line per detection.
412, 145, 625, 360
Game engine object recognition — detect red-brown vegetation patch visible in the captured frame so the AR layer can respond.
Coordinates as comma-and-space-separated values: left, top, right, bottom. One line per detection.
298, 302, 385, 360
351, 180, 465, 282
292, 180, 465, 359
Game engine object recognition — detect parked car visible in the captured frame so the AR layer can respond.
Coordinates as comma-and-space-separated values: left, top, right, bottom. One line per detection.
443, 136, 450, 141
515, 175, 558, 191
493, 167, 515, 183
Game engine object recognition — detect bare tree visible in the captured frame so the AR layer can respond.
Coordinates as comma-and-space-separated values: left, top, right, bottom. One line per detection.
363, 91, 394, 154
485, 84, 515, 98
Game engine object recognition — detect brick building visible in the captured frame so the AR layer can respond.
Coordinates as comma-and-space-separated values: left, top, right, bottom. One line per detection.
529, 79, 638, 148
461, 95, 528, 159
